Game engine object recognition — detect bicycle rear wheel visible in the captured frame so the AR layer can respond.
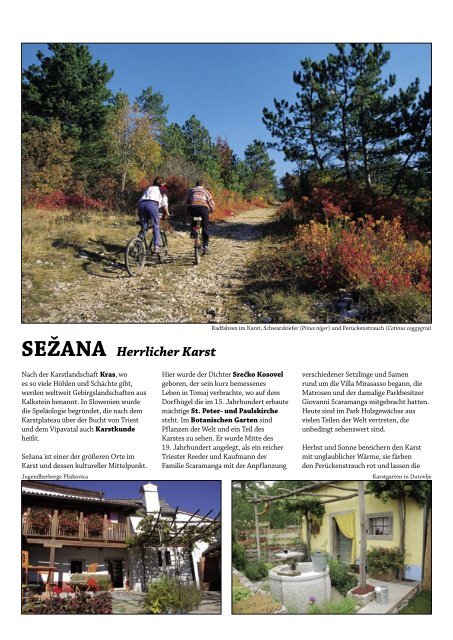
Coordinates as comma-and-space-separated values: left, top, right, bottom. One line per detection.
125, 237, 146, 276
157, 231, 169, 264
194, 240, 200, 265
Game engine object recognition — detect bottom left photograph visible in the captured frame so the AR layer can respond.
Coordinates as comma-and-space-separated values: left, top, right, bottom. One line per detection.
21, 480, 221, 615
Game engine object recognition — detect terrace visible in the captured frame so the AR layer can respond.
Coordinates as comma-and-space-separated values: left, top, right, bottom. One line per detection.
22, 510, 130, 546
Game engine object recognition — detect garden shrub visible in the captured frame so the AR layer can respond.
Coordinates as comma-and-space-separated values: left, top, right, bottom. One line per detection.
327, 560, 358, 596
232, 585, 251, 603
96, 575, 113, 591
367, 547, 405, 574
143, 576, 203, 614
307, 596, 356, 614
232, 541, 247, 571
244, 561, 271, 581
232, 593, 282, 614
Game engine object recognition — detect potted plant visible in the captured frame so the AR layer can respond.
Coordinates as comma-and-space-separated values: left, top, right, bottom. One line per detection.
59, 513, 79, 535
29, 511, 51, 534
366, 547, 405, 581
86, 513, 104, 536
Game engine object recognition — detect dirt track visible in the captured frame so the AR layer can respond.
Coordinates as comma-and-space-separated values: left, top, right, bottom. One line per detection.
33, 207, 277, 324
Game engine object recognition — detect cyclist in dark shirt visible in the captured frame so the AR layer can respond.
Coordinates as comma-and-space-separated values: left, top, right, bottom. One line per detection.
186, 180, 215, 255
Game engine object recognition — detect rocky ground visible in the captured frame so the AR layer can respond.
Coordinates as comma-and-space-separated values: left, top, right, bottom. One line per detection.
24, 206, 277, 324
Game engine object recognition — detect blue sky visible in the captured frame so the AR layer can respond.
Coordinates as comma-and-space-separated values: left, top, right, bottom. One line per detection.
42, 480, 221, 516
22, 43, 431, 179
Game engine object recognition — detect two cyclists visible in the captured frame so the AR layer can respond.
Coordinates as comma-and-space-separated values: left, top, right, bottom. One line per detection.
128, 176, 215, 275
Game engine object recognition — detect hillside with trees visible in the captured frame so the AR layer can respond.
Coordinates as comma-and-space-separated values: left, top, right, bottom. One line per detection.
22, 44, 277, 214
21, 44, 430, 324
251, 43, 432, 323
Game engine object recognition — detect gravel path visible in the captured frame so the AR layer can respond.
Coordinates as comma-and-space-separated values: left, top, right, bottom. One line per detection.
41, 206, 277, 324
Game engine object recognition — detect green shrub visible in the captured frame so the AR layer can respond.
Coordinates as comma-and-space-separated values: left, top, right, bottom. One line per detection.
69, 573, 87, 585
233, 593, 282, 614
367, 547, 405, 573
328, 560, 358, 596
143, 576, 203, 614
232, 541, 247, 571
244, 561, 271, 581
96, 575, 113, 591
232, 586, 251, 603
307, 596, 356, 615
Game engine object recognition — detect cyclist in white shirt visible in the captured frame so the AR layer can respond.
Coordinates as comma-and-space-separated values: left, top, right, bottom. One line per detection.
138, 176, 169, 252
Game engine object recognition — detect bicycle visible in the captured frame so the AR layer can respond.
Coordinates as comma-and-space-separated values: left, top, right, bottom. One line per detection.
192, 216, 204, 265
125, 221, 169, 277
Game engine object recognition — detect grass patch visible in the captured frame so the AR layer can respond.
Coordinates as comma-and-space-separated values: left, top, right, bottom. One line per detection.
22, 207, 139, 322
307, 596, 356, 615
232, 593, 282, 614
399, 590, 432, 614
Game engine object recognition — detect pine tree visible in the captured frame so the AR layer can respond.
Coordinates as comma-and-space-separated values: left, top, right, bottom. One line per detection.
134, 86, 169, 138
22, 44, 114, 187
263, 44, 430, 192
244, 140, 277, 197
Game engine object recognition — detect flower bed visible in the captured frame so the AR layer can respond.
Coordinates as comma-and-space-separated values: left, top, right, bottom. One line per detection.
23, 592, 113, 614
29, 511, 51, 533
86, 513, 104, 536
59, 513, 79, 535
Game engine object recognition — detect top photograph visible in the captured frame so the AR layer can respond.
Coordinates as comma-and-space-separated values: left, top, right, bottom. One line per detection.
21, 43, 432, 324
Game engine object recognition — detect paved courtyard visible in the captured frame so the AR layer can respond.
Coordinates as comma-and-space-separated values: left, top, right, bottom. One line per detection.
111, 589, 221, 615
357, 580, 420, 614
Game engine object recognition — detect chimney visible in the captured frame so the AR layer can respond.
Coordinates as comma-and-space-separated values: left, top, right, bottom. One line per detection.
140, 482, 160, 514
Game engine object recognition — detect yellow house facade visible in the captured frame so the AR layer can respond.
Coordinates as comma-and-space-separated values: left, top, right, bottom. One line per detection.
305, 481, 427, 581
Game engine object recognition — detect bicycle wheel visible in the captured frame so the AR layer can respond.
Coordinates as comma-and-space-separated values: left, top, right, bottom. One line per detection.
194, 240, 200, 265
125, 237, 146, 276
157, 231, 168, 264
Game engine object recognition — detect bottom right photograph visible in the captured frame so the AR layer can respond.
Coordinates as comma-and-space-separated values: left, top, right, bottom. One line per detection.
232, 480, 432, 615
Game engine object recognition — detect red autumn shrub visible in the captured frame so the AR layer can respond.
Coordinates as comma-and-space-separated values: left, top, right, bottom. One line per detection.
249, 196, 268, 208
23, 189, 107, 211
165, 175, 188, 205
66, 193, 106, 210
283, 181, 408, 227
24, 189, 67, 210
271, 216, 431, 294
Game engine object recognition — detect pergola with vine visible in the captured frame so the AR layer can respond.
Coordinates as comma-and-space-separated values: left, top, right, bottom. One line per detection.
248, 481, 370, 590
127, 506, 221, 589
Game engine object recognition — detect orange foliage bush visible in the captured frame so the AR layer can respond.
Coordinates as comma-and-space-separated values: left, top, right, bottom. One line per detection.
211, 189, 253, 221
23, 190, 108, 211
278, 181, 413, 230
272, 215, 431, 294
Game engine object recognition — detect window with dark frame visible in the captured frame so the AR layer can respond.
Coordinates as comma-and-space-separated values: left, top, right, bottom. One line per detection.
157, 550, 172, 566
368, 516, 391, 536
70, 560, 83, 574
